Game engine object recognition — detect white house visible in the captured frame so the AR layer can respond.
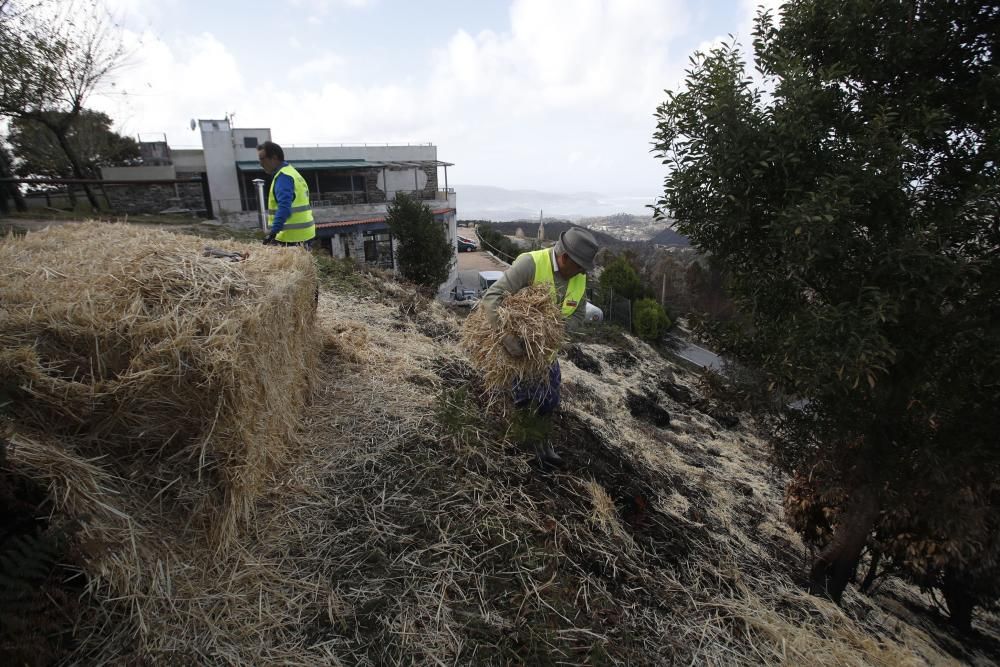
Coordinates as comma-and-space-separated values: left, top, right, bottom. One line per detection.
103, 118, 459, 297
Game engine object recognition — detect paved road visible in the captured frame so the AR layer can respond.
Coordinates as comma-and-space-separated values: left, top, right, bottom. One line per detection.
455, 228, 509, 292
665, 335, 726, 372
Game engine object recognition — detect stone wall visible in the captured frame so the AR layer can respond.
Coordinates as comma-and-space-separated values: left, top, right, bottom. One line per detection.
364, 169, 386, 204
422, 165, 439, 199
363, 166, 439, 204
103, 182, 205, 214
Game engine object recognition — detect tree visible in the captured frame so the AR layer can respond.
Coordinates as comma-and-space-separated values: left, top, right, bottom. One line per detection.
633, 298, 671, 342
475, 223, 524, 263
9, 109, 139, 178
654, 0, 1000, 624
0, 1, 65, 120
599, 254, 645, 301
385, 193, 454, 289
0, 145, 27, 213
0, 0, 127, 210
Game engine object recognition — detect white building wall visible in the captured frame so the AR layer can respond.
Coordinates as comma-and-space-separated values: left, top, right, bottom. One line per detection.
171, 149, 206, 173
199, 119, 241, 215
377, 168, 428, 195
231, 128, 271, 154
438, 208, 459, 300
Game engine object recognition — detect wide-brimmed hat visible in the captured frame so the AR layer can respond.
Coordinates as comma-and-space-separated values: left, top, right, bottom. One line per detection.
556, 228, 599, 272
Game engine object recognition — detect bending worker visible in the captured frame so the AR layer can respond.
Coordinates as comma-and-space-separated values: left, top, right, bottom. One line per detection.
479, 227, 599, 468
257, 140, 316, 247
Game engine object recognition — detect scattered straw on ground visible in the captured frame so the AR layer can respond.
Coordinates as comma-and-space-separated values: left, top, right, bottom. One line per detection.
2, 239, 996, 664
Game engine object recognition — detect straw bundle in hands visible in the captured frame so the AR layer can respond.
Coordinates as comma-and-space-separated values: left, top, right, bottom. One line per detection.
460, 282, 566, 393
0, 222, 318, 549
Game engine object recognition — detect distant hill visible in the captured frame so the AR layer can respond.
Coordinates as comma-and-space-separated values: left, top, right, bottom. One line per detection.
650, 226, 691, 247
454, 184, 657, 221
476, 220, 626, 249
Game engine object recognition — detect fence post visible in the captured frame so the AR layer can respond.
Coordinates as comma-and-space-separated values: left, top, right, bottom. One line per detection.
253, 179, 267, 232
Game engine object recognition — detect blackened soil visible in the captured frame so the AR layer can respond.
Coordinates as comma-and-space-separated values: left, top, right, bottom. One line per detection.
548, 412, 702, 563
626, 391, 671, 428
605, 349, 639, 371
564, 345, 602, 375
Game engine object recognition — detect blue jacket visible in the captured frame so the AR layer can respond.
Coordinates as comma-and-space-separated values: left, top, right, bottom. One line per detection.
269, 162, 295, 233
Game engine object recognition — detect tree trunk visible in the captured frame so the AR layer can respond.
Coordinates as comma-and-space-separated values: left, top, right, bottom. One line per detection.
808, 484, 880, 603
0, 147, 27, 213
50, 127, 100, 211
941, 570, 975, 632
860, 547, 882, 594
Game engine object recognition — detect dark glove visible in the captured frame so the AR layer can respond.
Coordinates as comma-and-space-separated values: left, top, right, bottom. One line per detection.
262, 233, 276, 246
502, 334, 526, 358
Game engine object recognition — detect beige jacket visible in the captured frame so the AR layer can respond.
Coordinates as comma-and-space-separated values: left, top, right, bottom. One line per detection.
479, 247, 589, 328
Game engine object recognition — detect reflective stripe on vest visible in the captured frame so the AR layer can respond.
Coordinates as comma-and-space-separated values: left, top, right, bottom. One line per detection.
267, 164, 316, 242
528, 248, 586, 318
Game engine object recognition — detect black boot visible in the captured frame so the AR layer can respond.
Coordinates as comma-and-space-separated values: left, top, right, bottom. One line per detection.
534, 441, 564, 469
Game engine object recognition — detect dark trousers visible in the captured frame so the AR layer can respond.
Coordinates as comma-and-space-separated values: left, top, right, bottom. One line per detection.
512, 361, 561, 416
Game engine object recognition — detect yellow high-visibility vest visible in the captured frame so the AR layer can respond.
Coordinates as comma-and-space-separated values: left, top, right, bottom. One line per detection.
267, 164, 315, 243
528, 248, 586, 318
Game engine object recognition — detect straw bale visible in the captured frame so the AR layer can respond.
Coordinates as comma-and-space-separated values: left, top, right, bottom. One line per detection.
460, 283, 566, 393
0, 222, 318, 546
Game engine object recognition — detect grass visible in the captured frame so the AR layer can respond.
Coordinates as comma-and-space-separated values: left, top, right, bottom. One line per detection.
569, 320, 632, 348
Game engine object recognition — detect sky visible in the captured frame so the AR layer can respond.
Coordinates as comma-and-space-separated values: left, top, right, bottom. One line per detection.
90, 0, 781, 199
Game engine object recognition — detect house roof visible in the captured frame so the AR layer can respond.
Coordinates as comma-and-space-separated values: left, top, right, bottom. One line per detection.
235, 159, 454, 172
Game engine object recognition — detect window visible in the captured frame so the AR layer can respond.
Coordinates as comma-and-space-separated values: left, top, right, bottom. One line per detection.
363, 231, 393, 269
317, 171, 366, 193
243, 136, 258, 149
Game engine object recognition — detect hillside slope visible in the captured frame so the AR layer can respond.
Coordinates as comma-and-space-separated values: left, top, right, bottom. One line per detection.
4, 244, 998, 664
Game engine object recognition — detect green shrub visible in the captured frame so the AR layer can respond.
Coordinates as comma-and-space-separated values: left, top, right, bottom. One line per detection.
386, 193, 453, 288
633, 298, 671, 341
599, 254, 645, 301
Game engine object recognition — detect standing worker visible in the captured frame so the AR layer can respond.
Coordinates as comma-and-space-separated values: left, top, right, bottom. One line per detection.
479, 227, 599, 468
257, 140, 316, 247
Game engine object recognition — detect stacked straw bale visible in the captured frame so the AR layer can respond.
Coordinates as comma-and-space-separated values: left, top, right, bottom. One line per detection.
460, 283, 566, 394
0, 222, 318, 551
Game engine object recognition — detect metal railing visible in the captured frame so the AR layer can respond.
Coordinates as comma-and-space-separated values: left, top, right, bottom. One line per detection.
283, 142, 434, 148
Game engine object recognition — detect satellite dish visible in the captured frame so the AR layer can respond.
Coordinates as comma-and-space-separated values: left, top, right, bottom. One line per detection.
189, 118, 197, 131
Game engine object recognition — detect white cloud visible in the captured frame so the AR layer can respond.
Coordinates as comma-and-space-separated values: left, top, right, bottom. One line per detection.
288, 52, 347, 82
289, 0, 373, 14
84, 0, 774, 193
91, 30, 245, 142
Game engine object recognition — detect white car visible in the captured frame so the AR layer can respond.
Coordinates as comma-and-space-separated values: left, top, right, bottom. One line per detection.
478, 271, 504, 293
584, 303, 603, 322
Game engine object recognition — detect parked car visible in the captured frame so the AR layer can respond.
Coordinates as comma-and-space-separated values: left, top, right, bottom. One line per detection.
457, 237, 478, 252
478, 271, 504, 293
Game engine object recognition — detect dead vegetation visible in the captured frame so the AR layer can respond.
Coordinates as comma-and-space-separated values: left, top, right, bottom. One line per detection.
0, 224, 997, 664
